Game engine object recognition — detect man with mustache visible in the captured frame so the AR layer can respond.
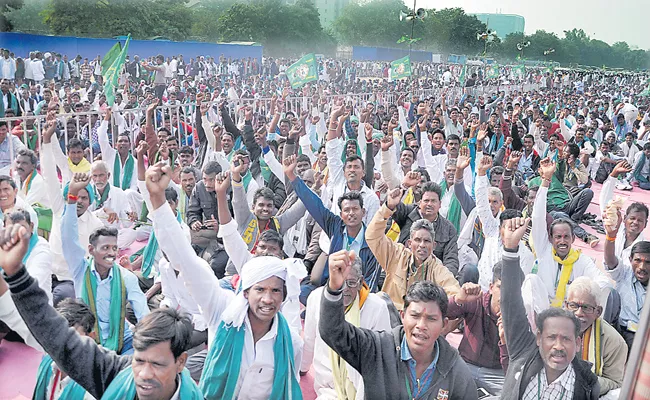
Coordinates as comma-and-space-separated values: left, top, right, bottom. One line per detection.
14, 148, 49, 208
530, 158, 612, 308
61, 172, 149, 354
565, 278, 627, 398
499, 216, 599, 400
97, 109, 138, 191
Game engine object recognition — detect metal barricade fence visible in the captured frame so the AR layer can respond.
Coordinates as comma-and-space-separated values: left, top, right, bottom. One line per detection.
0, 83, 538, 164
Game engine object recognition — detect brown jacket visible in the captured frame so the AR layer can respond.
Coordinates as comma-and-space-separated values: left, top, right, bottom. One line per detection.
366, 204, 461, 310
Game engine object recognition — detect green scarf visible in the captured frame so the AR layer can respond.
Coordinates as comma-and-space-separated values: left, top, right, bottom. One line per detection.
200, 313, 302, 400
141, 210, 182, 279
80, 260, 126, 353
95, 184, 110, 209
259, 157, 272, 183
101, 366, 202, 400
634, 151, 647, 183
241, 170, 253, 192
440, 179, 463, 233
113, 152, 135, 190
23, 169, 37, 196
33, 355, 86, 400
22, 233, 39, 264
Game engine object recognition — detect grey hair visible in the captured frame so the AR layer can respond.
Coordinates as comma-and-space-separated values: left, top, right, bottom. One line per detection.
91, 160, 108, 173
445, 159, 457, 168
487, 187, 503, 201
410, 219, 435, 241
350, 257, 363, 279
567, 277, 602, 307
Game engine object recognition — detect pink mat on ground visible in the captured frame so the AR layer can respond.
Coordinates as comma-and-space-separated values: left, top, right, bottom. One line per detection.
2, 181, 650, 400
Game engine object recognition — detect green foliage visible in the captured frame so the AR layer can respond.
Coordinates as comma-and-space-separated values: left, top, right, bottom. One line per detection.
42, 0, 192, 41
494, 28, 650, 70
4, 0, 49, 34
1, 0, 24, 31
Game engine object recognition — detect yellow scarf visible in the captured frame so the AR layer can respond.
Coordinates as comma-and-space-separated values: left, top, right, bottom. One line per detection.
330, 284, 369, 400
551, 248, 581, 308
582, 318, 602, 376
386, 188, 415, 242
67, 157, 91, 174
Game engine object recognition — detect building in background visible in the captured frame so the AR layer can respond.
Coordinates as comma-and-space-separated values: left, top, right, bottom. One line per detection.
471, 13, 525, 39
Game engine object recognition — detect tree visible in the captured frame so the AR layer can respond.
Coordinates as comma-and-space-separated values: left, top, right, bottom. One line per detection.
1, 0, 24, 31
333, 0, 408, 48
190, 0, 236, 41
4, 0, 49, 34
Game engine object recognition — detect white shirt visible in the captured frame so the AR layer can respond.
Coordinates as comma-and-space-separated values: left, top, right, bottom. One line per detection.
0, 291, 43, 351
19, 171, 51, 208
41, 141, 104, 280
25, 236, 53, 305
97, 121, 138, 191
158, 259, 207, 331
532, 186, 613, 305
151, 204, 303, 400
91, 184, 133, 229
324, 137, 380, 225
302, 287, 392, 399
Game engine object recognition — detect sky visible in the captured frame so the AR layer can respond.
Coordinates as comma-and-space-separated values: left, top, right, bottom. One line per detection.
414, 0, 650, 50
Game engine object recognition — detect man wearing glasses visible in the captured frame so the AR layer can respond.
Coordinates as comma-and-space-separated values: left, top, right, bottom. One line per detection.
301, 250, 391, 398
565, 277, 627, 398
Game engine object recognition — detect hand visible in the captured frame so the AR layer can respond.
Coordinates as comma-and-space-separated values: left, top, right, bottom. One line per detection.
127, 211, 138, 222
118, 256, 134, 271
507, 150, 522, 169
417, 116, 428, 132
380, 135, 394, 152
104, 108, 112, 122
555, 143, 565, 159
602, 209, 623, 237
215, 171, 231, 194
402, 171, 421, 189
244, 106, 253, 121
42, 112, 57, 143
497, 313, 506, 345
68, 173, 91, 197
230, 154, 247, 179
136, 140, 148, 158
501, 217, 530, 249
456, 146, 471, 171
145, 162, 173, 202
283, 155, 298, 181
455, 283, 483, 304
364, 123, 373, 142
147, 98, 159, 115
200, 102, 210, 116
0, 224, 30, 276
288, 124, 301, 140
504, 136, 513, 148
191, 221, 203, 231
327, 250, 356, 292
311, 115, 320, 125
203, 216, 218, 231
611, 160, 632, 178
476, 123, 488, 142
537, 157, 556, 180
477, 155, 493, 176
386, 187, 403, 211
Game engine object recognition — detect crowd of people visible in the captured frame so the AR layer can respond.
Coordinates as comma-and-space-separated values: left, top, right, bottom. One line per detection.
1, 46, 650, 400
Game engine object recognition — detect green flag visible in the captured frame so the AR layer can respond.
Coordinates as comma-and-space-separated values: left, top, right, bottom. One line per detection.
513, 65, 525, 79
101, 42, 122, 77
286, 53, 319, 89
390, 56, 412, 80
103, 35, 130, 106
459, 65, 467, 87
486, 65, 499, 80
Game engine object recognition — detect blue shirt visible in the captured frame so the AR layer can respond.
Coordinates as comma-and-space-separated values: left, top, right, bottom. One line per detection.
343, 225, 365, 255
400, 335, 440, 399
61, 203, 149, 342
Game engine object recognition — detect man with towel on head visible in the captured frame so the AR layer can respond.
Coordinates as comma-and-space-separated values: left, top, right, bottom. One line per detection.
146, 161, 306, 399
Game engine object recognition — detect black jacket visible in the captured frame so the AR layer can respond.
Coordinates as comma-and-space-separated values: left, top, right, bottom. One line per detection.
500, 250, 600, 400
187, 180, 223, 226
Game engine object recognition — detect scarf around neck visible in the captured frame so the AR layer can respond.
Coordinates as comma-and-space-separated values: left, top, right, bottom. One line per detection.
101, 366, 202, 399
113, 152, 135, 190
551, 248, 581, 308
582, 318, 603, 376
33, 355, 86, 400
67, 156, 91, 174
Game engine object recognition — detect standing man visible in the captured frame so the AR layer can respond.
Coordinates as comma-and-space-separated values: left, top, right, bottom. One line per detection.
141, 55, 167, 102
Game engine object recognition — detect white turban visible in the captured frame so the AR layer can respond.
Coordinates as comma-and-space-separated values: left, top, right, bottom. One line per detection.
220, 256, 307, 328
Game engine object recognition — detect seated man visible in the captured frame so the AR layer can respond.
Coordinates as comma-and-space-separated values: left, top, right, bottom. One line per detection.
447, 266, 507, 395
41, 116, 104, 306
632, 142, 650, 189
89, 160, 136, 249
15, 148, 50, 209
603, 215, 650, 350
32, 299, 96, 399
565, 277, 627, 398
561, 143, 591, 197
177, 167, 197, 222
97, 109, 138, 191
0, 175, 38, 233
367, 187, 460, 311
146, 162, 305, 399
62, 173, 150, 354
1, 232, 200, 400
320, 250, 478, 400
302, 251, 392, 399
498, 217, 599, 400
51, 137, 91, 183
532, 158, 613, 309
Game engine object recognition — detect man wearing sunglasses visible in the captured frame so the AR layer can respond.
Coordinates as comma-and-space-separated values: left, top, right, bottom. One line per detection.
565, 277, 627, 398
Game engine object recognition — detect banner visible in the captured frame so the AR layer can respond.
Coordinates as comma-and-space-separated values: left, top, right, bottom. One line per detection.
486, 65, 499, 80
286, 53, 319, 88
101, 42, 122, 76
103, 35, 130, 106
459, 65, 467, 87
390, 55, 412, 80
